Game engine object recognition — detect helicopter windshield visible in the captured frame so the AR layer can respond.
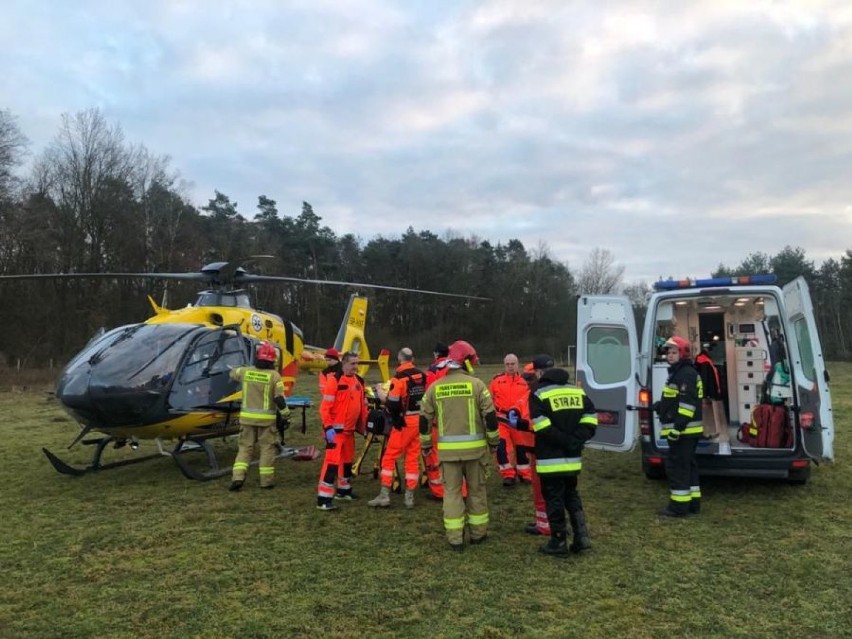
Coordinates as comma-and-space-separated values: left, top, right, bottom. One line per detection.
79, 324, 202, 391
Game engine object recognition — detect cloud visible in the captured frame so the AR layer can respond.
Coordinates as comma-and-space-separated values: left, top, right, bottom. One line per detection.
2, 1, 852, 283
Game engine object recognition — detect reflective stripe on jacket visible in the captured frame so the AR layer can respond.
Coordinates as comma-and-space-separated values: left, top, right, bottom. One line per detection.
529, 370, 597, 476
419, 368, 498, 461
658, 359, 704, 437
230, 367, 285, 427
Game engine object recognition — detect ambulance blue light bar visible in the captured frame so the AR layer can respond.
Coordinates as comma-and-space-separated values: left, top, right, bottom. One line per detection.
653, 274, 777, 291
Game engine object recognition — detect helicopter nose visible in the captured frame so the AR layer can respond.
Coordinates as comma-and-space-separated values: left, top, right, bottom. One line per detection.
56, 370, 167, 428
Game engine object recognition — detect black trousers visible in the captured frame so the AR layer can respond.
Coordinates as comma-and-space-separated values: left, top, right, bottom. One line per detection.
665, 437, 699, 511
540, 474, 583, 535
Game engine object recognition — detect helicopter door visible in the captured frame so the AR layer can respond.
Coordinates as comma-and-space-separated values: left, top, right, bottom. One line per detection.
171, 329, 250, 410
576, 294, 639, 453
782, 277, 834, 460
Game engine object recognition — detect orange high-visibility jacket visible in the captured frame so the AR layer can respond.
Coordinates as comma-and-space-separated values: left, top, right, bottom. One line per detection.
490, 371, 534, 447
387, 362, 427, 426
320, 371, 368, 433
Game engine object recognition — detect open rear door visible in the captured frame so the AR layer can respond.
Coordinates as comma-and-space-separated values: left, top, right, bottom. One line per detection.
576, 295, 639, 452
783, 277, 834, 460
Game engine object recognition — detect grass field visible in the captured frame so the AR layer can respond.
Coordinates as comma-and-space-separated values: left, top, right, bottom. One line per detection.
1, 363, 850, 639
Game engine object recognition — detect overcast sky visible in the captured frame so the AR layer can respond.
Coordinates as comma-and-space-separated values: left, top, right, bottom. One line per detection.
3, 1, 851, 283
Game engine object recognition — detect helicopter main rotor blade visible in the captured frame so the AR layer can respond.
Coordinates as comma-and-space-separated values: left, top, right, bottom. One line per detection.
238, 274, 490, 301
0, 272, 211, 282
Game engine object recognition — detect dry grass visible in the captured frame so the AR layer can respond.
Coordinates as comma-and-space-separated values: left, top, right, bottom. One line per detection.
0, 363, 850, 638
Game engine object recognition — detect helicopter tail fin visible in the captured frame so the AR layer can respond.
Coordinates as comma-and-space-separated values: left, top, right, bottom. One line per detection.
333, 294, 372, 376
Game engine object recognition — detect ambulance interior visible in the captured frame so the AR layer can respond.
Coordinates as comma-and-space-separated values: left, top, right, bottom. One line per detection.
651, 293, 793, 454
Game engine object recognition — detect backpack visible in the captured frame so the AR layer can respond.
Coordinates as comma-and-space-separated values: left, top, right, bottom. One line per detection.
738, 404, 792, 448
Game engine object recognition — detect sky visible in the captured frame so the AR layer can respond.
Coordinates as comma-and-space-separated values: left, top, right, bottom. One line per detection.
2, 0, 852, 284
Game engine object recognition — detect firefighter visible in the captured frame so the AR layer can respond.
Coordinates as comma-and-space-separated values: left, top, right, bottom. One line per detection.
319, 347, 342, 390
528, 354, 598, 557
228, 341, 291, 491
419, 340, 499, 551
368, 347, 427, 509
655, 336, 704, 517
316, 351, 368, 510
490, 353, 533, 486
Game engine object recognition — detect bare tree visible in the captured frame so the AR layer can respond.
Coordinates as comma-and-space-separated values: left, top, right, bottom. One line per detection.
576, 247, 625, 294
36, 108, 141, 272
0, 109, 29, 200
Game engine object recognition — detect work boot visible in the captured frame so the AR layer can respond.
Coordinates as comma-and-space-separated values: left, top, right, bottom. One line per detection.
539, 532, 569, 557
368, 487, 392, 508
334, 490, 357, 501
502, 476, 516, 487
228, 480, 244, 492
658, 505, 688, 518
316, 499, 337, 511
449, 543, 465, 552
689, 499, 701, 515
470, 535, 488, 545
568, 510, 592, 554
404, 490, 415, 509
525, 523, 545, 536
260, 484, 275, 490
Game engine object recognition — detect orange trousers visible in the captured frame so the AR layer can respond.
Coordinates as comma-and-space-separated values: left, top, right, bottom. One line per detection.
317, 431, 355, 499
380, 419, 421, 491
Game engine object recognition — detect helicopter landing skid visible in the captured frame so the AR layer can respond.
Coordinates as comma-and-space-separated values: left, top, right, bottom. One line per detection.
42, 437, 164, 477
168, 436, 318, 481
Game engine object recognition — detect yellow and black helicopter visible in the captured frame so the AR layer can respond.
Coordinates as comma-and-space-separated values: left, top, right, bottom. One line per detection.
0, 261, 483, 480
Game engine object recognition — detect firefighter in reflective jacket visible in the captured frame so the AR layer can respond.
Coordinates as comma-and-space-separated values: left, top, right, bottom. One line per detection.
656, 336, 704, 517
529, 357, 597, 556
228, 342, 291, 491
316, 352, 368, 510
368, 347, 427, 509
419, 340, 499, 550
490, 353, 533, 486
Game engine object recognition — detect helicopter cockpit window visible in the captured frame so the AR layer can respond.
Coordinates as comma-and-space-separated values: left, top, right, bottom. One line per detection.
179, 330, 249, 384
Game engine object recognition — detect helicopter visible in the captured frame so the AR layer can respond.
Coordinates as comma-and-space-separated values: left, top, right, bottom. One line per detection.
0, 260, 485, 480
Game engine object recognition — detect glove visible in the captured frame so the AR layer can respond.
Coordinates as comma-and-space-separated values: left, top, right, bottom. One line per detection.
392, 415, 405, 430
666, 429, 681, 442
421, 446, 433, 458
507, 408, 520, 428
652, 401, 661, 415
325, 428, 337, 445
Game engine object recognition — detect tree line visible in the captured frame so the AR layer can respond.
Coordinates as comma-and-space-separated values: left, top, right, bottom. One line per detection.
0, 107, 850, 368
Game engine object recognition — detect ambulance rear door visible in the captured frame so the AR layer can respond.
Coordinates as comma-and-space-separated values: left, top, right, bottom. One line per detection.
782, 277, 834, 460
576, 294, 639, 452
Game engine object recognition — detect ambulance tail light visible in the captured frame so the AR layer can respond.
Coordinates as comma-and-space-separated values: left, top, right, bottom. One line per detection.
790, 459, 809, 470
638, 387, 652, 436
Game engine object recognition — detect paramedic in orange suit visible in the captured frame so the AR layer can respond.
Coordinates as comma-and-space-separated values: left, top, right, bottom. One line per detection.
490, 353, 533, 486
368, 347, 427, 509
423, 342, 451, 499
316, 352, 368, 510
519, 360, 551, 537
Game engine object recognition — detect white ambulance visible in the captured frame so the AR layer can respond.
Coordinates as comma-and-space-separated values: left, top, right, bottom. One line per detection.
576, 275, 834, 484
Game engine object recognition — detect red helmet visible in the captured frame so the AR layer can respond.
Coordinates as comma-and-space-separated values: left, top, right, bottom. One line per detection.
256, 342, 277, 363
663, 336, 691, 359
447, 340, 479, 367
